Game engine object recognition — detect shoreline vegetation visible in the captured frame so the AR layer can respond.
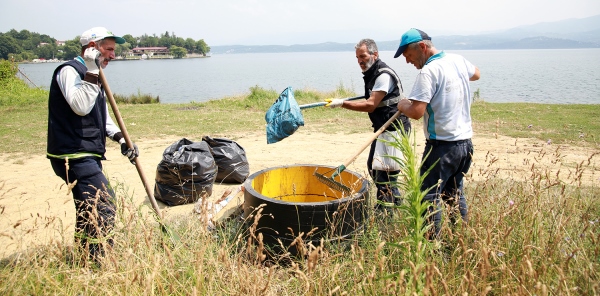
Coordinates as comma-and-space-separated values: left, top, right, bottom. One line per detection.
1, 59, 599, 294
1, 29, 210, 62
17, 53, 211, 64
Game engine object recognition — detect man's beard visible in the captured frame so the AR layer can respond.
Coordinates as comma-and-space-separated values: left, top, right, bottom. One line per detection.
414, 49, 428, 70
361, 56, 375, 72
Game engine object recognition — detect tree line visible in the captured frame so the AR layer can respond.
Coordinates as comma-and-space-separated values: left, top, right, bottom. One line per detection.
0, 29, 211, 61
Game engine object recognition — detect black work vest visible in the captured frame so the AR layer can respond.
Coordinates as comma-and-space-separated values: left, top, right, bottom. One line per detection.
362, 59, 410, 133
47, 60, 108, 158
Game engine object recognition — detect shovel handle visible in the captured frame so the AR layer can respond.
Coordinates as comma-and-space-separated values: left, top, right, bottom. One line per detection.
299, 95, 364, 110
340, 111, 401, 168
99, 67, 164, 220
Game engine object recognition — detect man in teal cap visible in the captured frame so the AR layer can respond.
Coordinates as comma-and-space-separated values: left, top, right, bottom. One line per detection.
395, 28, 481, 239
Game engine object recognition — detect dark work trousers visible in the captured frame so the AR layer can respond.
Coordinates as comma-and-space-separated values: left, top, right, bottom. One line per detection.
421, 139, 473, 239
367, 139, 401, 208
50, 157, 116, 261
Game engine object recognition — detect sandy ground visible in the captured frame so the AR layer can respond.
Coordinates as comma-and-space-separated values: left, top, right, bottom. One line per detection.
1, 126, 599, 259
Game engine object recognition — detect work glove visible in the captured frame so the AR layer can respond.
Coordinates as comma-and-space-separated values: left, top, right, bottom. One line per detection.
120, 142, 139, 165
83, 47, 101, 75
325, 98, 344, 108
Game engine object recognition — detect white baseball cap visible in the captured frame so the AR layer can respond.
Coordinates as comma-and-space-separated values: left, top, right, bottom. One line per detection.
80, 27, 126, 46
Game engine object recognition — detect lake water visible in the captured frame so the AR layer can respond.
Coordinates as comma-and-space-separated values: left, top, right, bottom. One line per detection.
17, 48, 600, 104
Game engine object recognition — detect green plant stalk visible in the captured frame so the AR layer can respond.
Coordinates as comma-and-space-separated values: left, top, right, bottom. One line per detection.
375, 123, 438, 294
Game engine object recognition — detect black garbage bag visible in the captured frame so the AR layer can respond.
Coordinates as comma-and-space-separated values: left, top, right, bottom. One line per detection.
202, 136, 250, 183
154, 138, 217, 206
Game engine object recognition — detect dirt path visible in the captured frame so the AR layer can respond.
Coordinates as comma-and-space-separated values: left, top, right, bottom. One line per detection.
1, 128, 598, 258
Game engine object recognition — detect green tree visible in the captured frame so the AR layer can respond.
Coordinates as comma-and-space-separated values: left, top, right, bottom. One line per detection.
21, 39, 35, 51
170, 45, 187, 58
139, 34, 159, 47
0, 35, 22, 60
5, 29, 20, 39
115, 43, 132, 57
195, 39, 210, 55
159, 32, 173, 48
39, 34, 54, 44
173, 37, 184, 47
19, 51, 36, 61
9, 53, 24, 62
0, 29, 210, 60
25, 35, 41, 50
122, 34, 137, 47
184, 38, 196, 53
60, 38, 81, 60
14, 29, 31, 41
33, 43, 57, 59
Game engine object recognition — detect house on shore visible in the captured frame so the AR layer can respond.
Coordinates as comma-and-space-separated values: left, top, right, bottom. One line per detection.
129, 47, 172, 59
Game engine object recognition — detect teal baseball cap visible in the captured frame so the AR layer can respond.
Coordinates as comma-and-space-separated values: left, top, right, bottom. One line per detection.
393, 28, 431, 58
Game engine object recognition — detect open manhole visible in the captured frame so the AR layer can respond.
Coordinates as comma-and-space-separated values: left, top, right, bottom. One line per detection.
243, 164, 368, 254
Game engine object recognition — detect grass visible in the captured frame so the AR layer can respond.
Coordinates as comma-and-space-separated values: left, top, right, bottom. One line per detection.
0, 75, 599, 295
472, 101, 599, 146
1, 136, 598, 295
0, 79, 598, 155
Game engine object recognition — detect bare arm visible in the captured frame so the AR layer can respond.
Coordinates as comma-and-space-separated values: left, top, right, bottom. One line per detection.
470, 66, 481, 81
342, 90, 386, 113
397, 99, 427, 120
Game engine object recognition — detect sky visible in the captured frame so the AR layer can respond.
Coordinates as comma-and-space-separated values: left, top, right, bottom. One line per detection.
1, 0, 599, 46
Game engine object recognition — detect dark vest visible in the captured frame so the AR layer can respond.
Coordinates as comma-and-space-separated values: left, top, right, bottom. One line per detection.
363, 59, 411, 133
47, 60, 107, 158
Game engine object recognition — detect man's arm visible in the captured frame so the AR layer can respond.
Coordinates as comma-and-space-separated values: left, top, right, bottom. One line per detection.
105, 104, 122, 141
341, 72, 392, 112
326, 72, 392, 112
342, 90, 386, 112
397, 98, 427, 120
57, 66, 101, 116
470, 67, 481, 81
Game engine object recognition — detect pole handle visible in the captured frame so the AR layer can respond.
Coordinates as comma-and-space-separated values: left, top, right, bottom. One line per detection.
99, 67, 163, 219
299, 95, 364, 110
341, 111, 401, 168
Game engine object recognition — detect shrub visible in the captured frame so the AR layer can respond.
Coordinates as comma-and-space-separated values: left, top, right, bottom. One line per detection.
113, 91, 160, 104
0, 59, 18, 85
0, 59, 47, 106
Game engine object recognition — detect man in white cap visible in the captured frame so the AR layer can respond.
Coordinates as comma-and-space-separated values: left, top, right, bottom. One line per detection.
47, 27, 138, 264
394, 28, 480, 239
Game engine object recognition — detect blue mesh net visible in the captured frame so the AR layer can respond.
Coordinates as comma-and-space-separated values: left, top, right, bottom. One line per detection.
265, 87, 304, 144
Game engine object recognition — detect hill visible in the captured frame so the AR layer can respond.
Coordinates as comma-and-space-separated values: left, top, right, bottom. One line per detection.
211, 14, 600, 54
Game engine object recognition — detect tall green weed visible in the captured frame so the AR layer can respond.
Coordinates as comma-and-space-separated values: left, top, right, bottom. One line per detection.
375, 124, 437, 294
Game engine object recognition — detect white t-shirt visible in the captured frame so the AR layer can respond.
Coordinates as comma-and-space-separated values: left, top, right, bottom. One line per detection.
408, 52, 476, 141
372, 73, 394, 94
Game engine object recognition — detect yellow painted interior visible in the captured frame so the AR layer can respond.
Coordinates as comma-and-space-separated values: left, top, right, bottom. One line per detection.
250, 166, 363, 202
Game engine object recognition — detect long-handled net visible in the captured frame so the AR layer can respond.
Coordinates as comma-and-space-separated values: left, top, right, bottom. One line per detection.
265, 87, 364, 144
265, 86, 304, 144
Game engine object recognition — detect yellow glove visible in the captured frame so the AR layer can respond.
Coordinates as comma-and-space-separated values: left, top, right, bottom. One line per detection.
325, 98, 344, 108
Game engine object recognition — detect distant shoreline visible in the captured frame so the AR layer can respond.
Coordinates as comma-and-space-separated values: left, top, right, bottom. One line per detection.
17, 54, 210, 64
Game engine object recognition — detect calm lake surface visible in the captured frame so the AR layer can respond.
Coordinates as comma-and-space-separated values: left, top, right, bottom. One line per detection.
18, 48, 600, 104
